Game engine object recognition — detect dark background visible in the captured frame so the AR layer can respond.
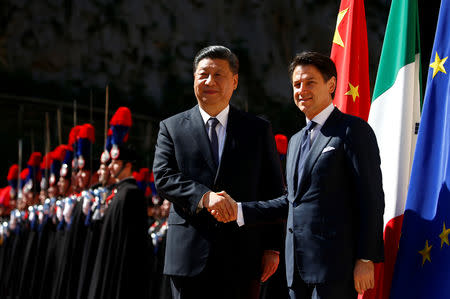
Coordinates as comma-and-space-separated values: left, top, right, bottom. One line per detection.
0, 0, 440, 181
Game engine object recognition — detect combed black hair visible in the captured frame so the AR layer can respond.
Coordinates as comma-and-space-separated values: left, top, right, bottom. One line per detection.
288, 51, 338, 98
193, 45, 239, 74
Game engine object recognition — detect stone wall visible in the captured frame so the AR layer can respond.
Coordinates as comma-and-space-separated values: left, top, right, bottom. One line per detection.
0, 0, 391, 176
0, 0, 388, 111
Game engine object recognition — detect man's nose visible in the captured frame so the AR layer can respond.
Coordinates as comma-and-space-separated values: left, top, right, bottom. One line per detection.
298, 83, 306, 93
205, 75, 215, 85
298, 84, 309, 96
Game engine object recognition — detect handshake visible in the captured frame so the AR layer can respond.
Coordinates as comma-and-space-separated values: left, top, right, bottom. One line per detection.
203, 191, 238, 223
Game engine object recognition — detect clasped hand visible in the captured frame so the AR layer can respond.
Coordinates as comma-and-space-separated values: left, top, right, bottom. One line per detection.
203, 191, 237, 223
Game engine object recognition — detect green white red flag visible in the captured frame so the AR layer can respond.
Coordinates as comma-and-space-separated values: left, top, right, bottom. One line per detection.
365, 0, 422, 298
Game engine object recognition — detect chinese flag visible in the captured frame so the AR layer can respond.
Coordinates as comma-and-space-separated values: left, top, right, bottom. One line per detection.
330, 0, 370, 121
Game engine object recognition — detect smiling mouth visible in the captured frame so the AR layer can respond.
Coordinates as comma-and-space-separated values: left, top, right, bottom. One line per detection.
204, 90, 218, 94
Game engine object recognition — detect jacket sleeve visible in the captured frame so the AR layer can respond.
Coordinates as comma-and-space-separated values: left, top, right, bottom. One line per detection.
153, 120, 210, 215
345, 119, 385, 262
251, 121, 287, 251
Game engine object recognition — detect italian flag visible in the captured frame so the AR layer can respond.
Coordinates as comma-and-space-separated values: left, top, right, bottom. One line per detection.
365, 0, 422, 298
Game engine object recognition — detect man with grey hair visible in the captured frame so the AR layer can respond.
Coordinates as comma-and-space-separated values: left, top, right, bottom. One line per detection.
153, 45, 285, 299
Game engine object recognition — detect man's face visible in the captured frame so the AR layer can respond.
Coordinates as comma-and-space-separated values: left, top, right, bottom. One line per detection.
39, 190, 47, 204
48, 186, 58, 198
194, 58, 238, 110
292, 64, 336, 120
76, 170, 91, 189
97, 164, 110, 185
24, 188, 34, 206
108, 160, 124, 180
17, 197, 26, 210
57, 176, 69, 195
9, 199, 16, 211
160, 199, 171, 218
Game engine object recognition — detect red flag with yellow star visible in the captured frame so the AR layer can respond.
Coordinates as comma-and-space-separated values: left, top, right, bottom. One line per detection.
330, 0, 370, 121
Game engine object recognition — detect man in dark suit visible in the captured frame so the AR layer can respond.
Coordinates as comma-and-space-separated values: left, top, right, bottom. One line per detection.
212, 52, 385, 299
152, 45, 285, 299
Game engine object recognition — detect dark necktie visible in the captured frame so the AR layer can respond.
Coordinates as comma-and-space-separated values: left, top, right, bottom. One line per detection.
296, 121, 317, 190
207, 117, 220, 165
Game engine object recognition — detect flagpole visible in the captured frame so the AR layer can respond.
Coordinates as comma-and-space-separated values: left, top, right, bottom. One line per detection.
17, 139, 23, 201
104, 85, 109, 149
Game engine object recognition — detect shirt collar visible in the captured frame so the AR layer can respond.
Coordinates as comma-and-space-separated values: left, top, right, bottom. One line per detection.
306, 103, 335, 127
198, 105, 230, 129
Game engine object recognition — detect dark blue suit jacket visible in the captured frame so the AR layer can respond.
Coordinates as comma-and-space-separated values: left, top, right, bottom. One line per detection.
242, 108, 384, 286
153, 105, 285, 279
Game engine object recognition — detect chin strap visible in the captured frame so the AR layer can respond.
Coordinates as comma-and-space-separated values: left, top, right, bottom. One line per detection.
113, 161, 130, 180
113, 164, 125, 179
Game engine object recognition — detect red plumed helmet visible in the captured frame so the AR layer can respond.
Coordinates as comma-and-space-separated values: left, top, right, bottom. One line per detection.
132, 171, 140, 181
110, 107, 132, 127
140, 168, 150, 182
68, 125, 82, 148
51, 145, 69, 162
275, 134, 288, 155
78, 124, 96, 143
20, 168, 29, 180
27, 152, 42, 167
7, 164, 19, 181
40, 153, 52, 170
150, 172, 155, 182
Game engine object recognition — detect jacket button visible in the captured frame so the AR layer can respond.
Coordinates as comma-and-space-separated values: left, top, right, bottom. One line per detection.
288, 228, 293, 233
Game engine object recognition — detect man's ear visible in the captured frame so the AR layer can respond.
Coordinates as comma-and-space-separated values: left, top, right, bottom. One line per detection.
125, 161, 133, 172
328, 76, 337, 94
233, 74, 239, 90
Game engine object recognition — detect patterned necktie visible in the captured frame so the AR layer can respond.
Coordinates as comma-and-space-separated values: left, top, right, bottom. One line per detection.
207, 117, 220, 165
296, 121, 317, 190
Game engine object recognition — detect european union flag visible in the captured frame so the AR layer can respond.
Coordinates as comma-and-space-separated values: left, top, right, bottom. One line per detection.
390, 0, 450, 298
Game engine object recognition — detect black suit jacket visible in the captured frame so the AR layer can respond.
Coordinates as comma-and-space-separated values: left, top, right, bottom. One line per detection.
242, 108, 385, 286
153, 105, 285, 278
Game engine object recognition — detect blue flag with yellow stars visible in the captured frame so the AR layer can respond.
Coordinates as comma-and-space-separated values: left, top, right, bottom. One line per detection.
390, 0, 450, 298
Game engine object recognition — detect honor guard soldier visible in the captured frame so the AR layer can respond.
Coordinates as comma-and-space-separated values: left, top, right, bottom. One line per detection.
76, 117, 117, 299
53, 123, 95, 299
23, 152, 43, 207
58, 126, 81, 198
0, 164, 19, 217
49, 145, 70, 199
75, 124, 96, 191
88, 107, 149, 299
39, 153, 52, 204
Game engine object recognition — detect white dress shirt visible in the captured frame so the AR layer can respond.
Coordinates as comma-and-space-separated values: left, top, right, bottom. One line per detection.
198, 105, 229, 162
237, 103, 335, 226
307, 102, 334, 144
197, 105, 229, 211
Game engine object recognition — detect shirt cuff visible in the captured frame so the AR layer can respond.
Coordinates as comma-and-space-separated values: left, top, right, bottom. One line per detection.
237, 202, 245, 227
196, 192, 209, 213
360, 259, 371, 263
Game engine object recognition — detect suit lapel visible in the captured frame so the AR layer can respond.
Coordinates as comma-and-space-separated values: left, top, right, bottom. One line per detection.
186, 105, 218, 174
287, 132, 303, 203
214, 106, 239, 185
296, 108, 341, 198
